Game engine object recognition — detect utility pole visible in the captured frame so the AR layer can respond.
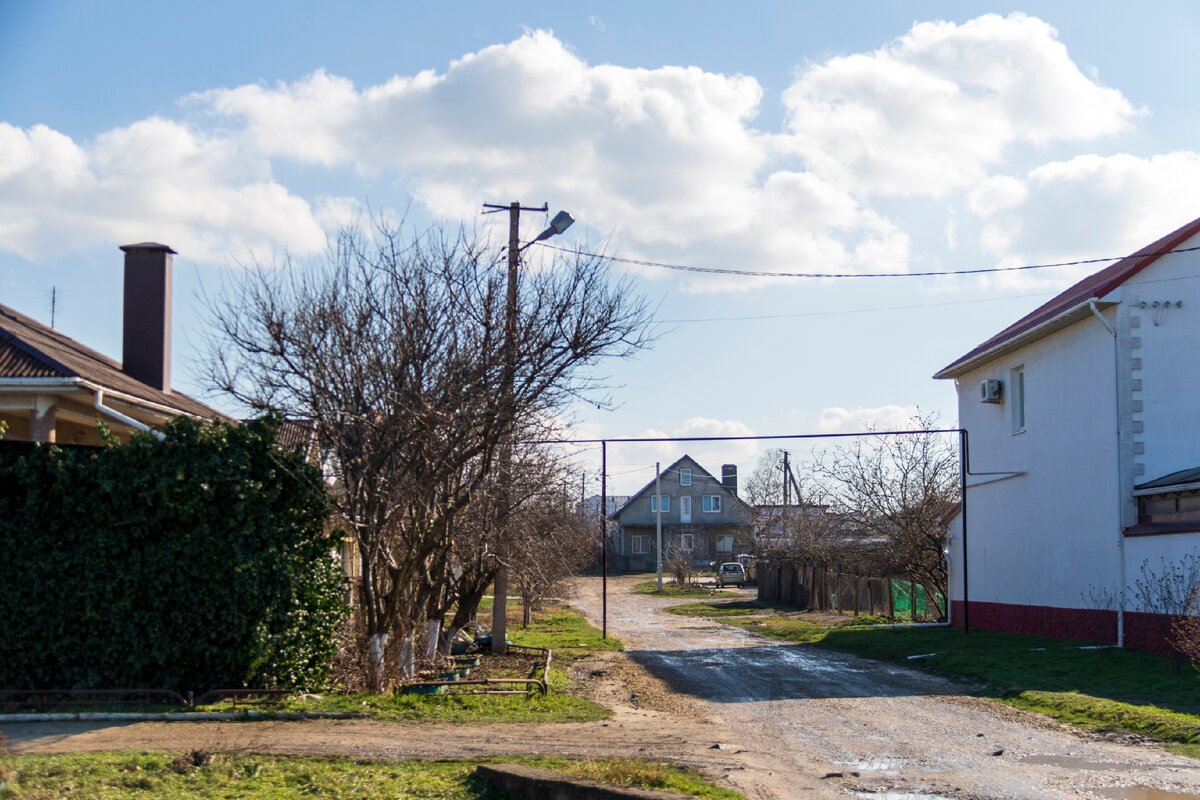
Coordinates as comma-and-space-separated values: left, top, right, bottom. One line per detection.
781, 450, 790, 507
481, 199, 573, 655
655, 461, 663, 592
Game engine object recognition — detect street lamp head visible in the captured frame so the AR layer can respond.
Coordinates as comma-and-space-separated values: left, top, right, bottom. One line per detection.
534, 210, 575, 242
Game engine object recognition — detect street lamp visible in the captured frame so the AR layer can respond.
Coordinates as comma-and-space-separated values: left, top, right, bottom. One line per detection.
481, 201, 575, 655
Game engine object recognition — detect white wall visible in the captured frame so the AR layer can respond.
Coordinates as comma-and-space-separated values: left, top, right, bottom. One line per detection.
951, 308, 1120, 610
948, 237, 1200, 616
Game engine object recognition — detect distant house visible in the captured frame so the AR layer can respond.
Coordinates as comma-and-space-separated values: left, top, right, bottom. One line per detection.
936, 215, 1200, 653
609, 455, 753, 572
0, 243, 224, 443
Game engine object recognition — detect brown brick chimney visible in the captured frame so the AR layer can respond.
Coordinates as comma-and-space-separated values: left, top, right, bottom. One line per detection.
120, 242, 175, 392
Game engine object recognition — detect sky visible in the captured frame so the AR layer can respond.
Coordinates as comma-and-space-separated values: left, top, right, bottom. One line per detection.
4, 1, 1200, 494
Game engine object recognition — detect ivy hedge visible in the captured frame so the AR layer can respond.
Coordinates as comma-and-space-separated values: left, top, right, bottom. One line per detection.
0, 415, 347, 692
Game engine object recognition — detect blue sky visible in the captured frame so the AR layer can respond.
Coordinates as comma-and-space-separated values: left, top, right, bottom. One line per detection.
4, 2, 1200, 492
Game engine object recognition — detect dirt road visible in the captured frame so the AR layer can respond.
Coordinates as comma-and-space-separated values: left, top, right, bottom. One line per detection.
573, 575, 1200, 800
4, 576, 1199, 800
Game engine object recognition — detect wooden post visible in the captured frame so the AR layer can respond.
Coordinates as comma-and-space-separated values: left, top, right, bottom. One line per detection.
909, 577, 917, 621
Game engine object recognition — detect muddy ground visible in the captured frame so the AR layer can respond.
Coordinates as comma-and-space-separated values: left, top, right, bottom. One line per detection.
4, 575, 1199, 800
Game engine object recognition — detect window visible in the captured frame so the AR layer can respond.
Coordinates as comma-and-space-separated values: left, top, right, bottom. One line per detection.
1137, 491, 1200, 525
680, 533, 694, 551
716, 534, 734, 552
680, 468, 692, 486
1011, 366, 1026, 433
703, 495, 722, 513
650, 494, 670, 513
631, 535, 651, 554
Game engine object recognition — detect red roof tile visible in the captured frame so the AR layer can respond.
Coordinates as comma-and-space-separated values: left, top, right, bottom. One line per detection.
936, 215, 1200, 378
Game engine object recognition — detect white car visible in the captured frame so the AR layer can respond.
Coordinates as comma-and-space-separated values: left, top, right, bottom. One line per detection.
716, 561, 747, 587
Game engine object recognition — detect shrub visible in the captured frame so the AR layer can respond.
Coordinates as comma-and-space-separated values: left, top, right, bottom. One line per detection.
0, 415, 347, 692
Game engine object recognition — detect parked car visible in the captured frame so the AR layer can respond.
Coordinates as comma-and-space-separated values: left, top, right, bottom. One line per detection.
716, 561, 747, 587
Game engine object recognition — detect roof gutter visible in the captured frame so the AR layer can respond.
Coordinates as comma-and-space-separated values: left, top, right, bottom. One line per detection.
0, 376, 205, 421
94, 389, 164, 440
934, 297, 1114, 380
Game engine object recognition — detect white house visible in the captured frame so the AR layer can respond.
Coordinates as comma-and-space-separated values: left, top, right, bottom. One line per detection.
936, 215, 1200, 653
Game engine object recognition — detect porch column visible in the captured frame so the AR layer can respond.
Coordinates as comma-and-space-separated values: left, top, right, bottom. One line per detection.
30, 396, 57, 443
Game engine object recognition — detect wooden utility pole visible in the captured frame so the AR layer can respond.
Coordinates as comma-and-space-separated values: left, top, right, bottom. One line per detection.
655, 461, 663, 592
481, 199, 573, 654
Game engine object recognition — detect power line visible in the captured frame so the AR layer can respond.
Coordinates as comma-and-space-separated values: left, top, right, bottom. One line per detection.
659, 290, 1056, 324
537, 243, 1200, 280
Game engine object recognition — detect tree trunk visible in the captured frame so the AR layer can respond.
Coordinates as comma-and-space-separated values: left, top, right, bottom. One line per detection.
368, 633, 388, 693
424, 619, 442, 665
398, 630, 415, 680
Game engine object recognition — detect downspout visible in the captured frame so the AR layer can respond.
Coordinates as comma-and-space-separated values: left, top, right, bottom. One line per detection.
1089, 298, 1124, 647
94, 389, 164, 440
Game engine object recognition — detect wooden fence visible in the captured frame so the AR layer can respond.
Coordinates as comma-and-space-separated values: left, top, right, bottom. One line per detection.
756, 560, 943, 620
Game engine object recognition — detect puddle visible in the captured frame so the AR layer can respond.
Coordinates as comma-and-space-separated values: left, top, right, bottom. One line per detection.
847, 759, 902, 772
1095, 789, 1200, 800
1018, 754, 1155, 771
854, 793, 958, 800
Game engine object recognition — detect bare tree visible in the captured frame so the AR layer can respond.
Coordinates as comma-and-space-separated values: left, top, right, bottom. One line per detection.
205, 222, 653, 689
809, 414, 958, 617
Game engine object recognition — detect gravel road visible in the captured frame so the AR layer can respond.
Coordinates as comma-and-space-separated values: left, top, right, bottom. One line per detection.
4, 576, 1198, 800
573, 575, 1200, 800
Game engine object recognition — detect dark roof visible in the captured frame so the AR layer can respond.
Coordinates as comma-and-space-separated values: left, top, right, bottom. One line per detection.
0, 302, 224, 420
610, 454, 753, 519
276, 417, 319, 460
1135, 467, 1200, 492
936, 214, 1200, 378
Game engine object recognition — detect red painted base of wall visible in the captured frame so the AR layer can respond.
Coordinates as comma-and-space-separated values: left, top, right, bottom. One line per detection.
950, 601, 1181, 655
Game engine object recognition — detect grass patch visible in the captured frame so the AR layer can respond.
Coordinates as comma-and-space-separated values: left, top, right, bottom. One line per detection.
5, 603, 616, 726
665, 600, 772, 618
0, 752, 744, 799
633, 581, 734, 598
506, 604, 623, 663
669, 601, 1200, 755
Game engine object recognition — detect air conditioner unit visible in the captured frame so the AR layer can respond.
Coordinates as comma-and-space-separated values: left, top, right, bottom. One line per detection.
980, 378, 1003, 404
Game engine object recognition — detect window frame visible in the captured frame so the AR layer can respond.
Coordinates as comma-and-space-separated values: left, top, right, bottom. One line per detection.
703, 495, 722, 513
650, 494, 670, 513
680, 468, 692, 486
715, 534, 734, 552
1011, 365, 1026, 434
680, 533, 694, 551
631, 535, 651, 554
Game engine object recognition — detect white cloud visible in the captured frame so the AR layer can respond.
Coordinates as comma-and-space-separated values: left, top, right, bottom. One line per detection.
0, 120, 330, 262
968, 152, 1200, 289
189, 30, 909, 282
0, 17, 1153, 287
817, 404, 921, 433
782, 13, 1136, 197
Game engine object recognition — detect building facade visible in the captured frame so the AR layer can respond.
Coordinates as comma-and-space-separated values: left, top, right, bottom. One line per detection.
937, 216, 1200, 652
610, 455, 753, 572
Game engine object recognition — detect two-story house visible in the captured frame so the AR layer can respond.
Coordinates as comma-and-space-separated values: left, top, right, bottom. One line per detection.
610, 455, 753, 572
937, 215, 1200, 653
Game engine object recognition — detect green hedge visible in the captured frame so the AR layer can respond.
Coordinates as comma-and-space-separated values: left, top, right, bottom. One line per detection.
0, 415, 347, 692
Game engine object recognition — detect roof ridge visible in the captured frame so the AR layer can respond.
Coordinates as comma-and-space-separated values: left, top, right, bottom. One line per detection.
935, 214, 1200, 378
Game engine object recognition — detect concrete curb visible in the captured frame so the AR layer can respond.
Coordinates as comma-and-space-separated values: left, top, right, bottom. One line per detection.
0, 711, 362, 723
474, 764, 695, 800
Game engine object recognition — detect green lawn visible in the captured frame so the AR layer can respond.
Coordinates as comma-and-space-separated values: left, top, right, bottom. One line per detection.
666, 599, 1200, 757
633, 580, 734, 598
3, 603, 617, 726
0, 752, 744, 800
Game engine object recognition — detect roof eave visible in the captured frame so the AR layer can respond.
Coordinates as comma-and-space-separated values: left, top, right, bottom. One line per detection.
933, 297, 1117, 380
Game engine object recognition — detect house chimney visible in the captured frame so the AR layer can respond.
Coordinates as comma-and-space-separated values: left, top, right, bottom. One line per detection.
120, 242, 175, 392
722, 464, 738, 495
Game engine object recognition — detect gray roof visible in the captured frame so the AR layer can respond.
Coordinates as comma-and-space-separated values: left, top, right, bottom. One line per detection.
1135, 467, 1200, 492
